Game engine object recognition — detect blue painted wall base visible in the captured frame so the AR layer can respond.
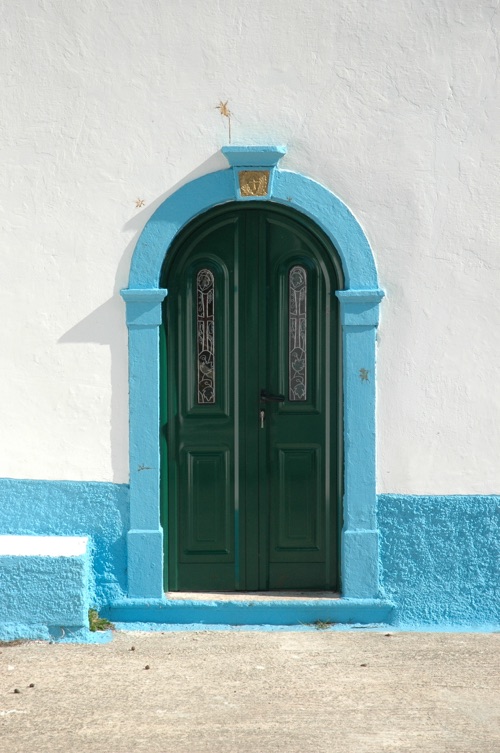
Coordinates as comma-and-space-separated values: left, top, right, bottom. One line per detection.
0, 479, 129, 607
0, 479, 498, 631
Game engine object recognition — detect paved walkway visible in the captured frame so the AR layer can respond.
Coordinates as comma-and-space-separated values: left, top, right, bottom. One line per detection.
1, 630, 499, 752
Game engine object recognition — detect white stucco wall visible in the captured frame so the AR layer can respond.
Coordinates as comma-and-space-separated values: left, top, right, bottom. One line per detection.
1, 0, 499, 493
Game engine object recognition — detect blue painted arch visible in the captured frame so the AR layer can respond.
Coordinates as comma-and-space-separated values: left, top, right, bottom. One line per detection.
128, 168, 379, 291
122, 147, 384, 601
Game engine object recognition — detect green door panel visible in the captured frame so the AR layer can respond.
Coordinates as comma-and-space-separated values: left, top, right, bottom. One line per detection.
181, 449, 231, 556
161, 203, 342, 592
274, 447, 322, 551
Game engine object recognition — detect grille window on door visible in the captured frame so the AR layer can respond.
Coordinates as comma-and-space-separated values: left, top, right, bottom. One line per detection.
196, 268, 215, 404
289, 265, 307, 401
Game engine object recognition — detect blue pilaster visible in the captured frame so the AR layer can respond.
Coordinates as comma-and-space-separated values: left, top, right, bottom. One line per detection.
337, 289, 384, 597
120, 288, 167, 597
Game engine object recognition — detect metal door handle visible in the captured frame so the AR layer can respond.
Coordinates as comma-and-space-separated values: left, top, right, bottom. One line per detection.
260, 389, 285, 403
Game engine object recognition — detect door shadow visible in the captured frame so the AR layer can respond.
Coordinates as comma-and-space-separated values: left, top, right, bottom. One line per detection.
58, 298, 128, 482
58, 151, 228, 483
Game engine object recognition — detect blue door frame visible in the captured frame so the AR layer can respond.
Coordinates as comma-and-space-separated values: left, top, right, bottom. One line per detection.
121, 146, 384, 600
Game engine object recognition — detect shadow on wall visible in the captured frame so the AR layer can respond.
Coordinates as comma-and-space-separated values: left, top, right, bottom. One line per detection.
59, 298, 128, 483
58, 151, 228, 483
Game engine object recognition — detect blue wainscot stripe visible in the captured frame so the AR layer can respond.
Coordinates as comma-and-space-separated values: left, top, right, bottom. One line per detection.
102, 597, 395, 627
0, 478, 498, 632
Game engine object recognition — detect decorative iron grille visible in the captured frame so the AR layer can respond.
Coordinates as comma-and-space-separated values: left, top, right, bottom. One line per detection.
197, 269, 215, 404
289, 265, 307, 401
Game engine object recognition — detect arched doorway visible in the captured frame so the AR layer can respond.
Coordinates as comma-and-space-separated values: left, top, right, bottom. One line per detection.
160, 203, 344, 591
121, 146, 384, 602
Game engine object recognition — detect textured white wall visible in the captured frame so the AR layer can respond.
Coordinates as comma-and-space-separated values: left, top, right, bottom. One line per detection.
1, 0, 498, 492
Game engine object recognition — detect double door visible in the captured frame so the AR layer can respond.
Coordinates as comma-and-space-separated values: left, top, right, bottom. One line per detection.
161, 203, 342, 591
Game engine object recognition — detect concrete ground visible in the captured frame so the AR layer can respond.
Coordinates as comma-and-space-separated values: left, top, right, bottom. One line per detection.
0, 630, 499, 753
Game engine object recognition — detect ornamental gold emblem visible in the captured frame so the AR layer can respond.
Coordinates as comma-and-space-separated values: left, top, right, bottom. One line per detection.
238, 170, 270, 197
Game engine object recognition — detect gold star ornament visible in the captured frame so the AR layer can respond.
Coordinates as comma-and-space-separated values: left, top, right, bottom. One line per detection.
215, 100, 232, 143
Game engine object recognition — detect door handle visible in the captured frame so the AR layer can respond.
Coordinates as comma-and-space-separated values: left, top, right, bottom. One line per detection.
260, 389, 285, 403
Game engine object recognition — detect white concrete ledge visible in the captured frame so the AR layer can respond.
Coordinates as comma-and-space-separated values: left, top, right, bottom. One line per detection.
0, 535, 88, 557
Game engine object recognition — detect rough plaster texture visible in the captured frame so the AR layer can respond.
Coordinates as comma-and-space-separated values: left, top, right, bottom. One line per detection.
0, 479, 129, 606
0, 553, 89, 632
1, 1, 499, 492
0, 535, 91, 640
378, 495, 500, 627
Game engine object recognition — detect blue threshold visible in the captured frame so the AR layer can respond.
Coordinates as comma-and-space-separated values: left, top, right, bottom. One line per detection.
102, 596, 395, 627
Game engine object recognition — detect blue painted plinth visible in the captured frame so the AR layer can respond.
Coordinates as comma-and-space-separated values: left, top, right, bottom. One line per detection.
0, 535, 91, 642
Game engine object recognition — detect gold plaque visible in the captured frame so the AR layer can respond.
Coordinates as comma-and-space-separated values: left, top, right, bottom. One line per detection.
238, 170, 270, 197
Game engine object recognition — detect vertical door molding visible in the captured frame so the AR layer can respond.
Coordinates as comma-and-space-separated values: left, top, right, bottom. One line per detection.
121, 288, 167, 597
336, 289, 384, 597
121, 145, 384, 600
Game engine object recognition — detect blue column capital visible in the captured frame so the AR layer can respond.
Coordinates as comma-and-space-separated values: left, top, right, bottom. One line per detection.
120, 288, 168, 328
336, 289, 385, 327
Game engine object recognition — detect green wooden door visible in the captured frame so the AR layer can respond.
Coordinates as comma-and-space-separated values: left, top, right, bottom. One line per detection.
161, 203, 342, 592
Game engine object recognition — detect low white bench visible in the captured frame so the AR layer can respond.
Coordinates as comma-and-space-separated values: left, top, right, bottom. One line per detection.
0, 535, 90, 641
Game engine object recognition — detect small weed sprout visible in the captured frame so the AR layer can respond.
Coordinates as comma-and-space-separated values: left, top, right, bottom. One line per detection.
88, 609, 114, 632
312, 619, 335, 630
